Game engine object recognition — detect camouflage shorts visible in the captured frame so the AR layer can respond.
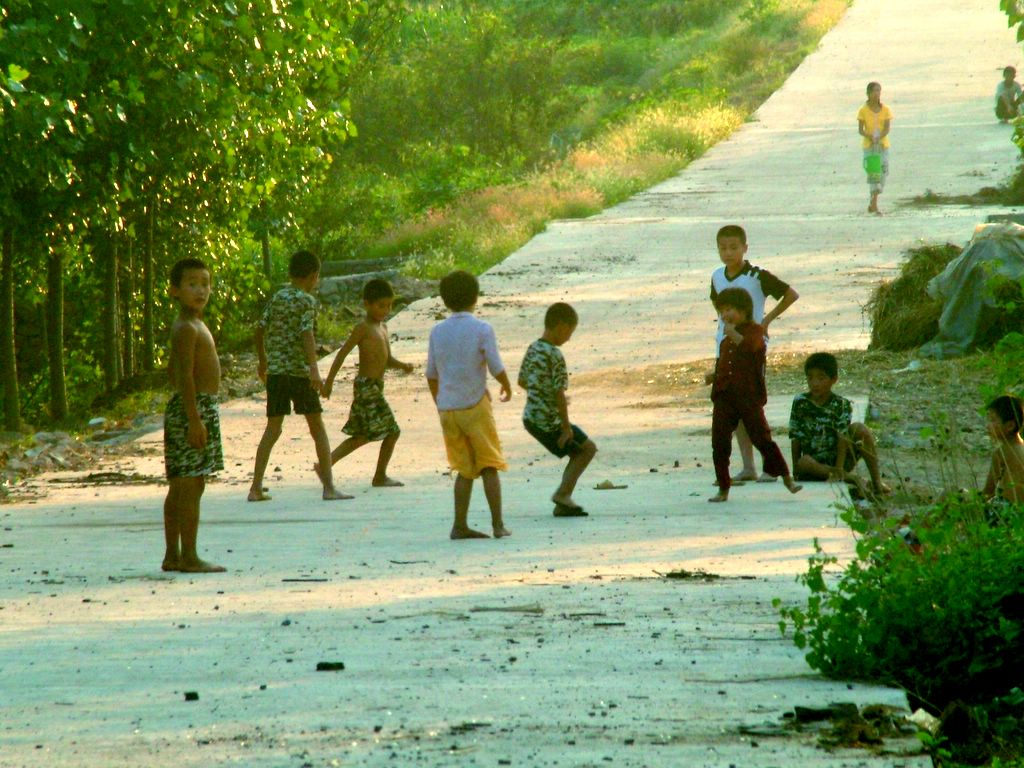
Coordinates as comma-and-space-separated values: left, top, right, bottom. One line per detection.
342, 376, 400, 442
164, 393, 224, 479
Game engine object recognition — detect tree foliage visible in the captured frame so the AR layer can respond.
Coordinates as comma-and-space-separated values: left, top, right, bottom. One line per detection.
0, 0, 388, 424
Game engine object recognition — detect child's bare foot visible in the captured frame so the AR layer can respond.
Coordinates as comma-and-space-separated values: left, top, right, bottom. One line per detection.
323, 487, 354, 500
872, 480, 893, 495
493, 525, 512, 538
177, 557, 226, 573
551, 493, 581, 510
731, 470, 757, 483
247, 488, 272, 502
708, 492, 728, 503
161, 557, 180, 572
783, 476, 803, 494
372, 476, 404, 487
451, 526, 490, 540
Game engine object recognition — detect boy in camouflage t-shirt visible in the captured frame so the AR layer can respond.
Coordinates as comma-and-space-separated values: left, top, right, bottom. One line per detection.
518, 302, 597, 516
248, 250, 351, 502
789, 352, 889, 497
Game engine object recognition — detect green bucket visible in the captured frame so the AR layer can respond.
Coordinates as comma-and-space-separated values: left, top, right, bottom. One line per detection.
864, 152, 883, 183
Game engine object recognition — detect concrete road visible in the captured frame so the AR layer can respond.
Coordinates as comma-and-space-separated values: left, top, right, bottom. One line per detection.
2, 1, 1019, 765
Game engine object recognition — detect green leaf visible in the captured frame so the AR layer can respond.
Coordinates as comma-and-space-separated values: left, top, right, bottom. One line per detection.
7, 64, 30, 83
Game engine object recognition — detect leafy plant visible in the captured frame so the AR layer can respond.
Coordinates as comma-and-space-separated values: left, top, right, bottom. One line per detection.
775, 498, 1024, 714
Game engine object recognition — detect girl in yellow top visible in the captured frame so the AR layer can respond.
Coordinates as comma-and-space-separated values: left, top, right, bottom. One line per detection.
857, 81, 892, 215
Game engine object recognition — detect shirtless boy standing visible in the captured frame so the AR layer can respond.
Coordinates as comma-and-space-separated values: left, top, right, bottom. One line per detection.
162, 258, 225, 573
319, 279, 414, 486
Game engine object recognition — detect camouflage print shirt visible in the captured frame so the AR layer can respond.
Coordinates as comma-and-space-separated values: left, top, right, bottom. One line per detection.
788, 391, 853, 465
260, 285, 317, 377
519, 338, 568, 432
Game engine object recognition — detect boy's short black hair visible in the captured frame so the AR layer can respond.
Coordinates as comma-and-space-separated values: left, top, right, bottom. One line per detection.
714, 287, 752, 320
289, 250, 320, 278
1005, 66, 1017, 78
716, 224, 747, 245
988, 395, 1024, 435
363, 278, 395, 303
439, 270, 479, 312
804, 352, 839, 380
170, 258, 208, 287
544, 302, 578, 330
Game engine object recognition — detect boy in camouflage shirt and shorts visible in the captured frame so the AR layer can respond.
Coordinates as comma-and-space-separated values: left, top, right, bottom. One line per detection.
248, 250, 351, 502
518, 302, 597, 516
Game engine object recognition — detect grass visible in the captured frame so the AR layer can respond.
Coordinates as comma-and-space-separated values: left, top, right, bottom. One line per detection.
369, 0, 848, 278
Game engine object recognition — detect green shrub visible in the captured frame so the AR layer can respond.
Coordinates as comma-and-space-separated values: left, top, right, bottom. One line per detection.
775, 498, 1024, 714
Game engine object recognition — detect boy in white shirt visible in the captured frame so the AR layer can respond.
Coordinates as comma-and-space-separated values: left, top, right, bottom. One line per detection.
426, 271, 512, 539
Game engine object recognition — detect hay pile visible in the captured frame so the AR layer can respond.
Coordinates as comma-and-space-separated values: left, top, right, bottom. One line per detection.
866, 243, 961, 350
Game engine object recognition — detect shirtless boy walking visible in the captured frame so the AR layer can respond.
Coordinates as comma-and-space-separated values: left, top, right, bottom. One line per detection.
162, 258, 225, 573
319, 279, 414, 486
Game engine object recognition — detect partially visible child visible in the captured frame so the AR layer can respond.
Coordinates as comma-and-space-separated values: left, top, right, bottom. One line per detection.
248, 250, 351, 502
518, 302, 598, 517
857, 81, 892, 215
162, 258, 225, 573
982, 394, 1024, 506
788, 352, 890, 498
996, 66, 1022, 122
709, 224, 799, 484
707, 287, 801, 503
320, 278, 414, 487
426, 270, 512, 539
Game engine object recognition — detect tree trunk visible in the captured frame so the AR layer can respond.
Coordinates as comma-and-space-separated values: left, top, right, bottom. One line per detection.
98, 234, 120, 392
141, 203, 155, 371
261, 230, 272, 279
46, 246, 68, 422
0, 228, 21, 432
113, 236, 123, 382
121, 236, 136, 378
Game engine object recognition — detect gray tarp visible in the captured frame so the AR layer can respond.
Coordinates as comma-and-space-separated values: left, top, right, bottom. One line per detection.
919, 224, 1024, 359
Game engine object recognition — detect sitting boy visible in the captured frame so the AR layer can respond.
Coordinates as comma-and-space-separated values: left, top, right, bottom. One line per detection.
982, 394, 1024, 509
788, 352, 889, 497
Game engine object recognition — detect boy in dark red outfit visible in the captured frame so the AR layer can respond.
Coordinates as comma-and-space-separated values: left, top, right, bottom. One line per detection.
706, 288, 802, 503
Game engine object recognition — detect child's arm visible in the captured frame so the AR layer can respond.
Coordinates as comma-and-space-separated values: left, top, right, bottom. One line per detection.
983, 452, 1002, 499
301, 329, 323, 394
763, 287, 799, 331
255, 325, 268, 383
323, 324, 365, 398
790, 437, 803, 470
555, 388, 573, 447
173, 322, 207, 449
426, 377, 439, 404
494, 370, 512, 402
386, 354, 414, 374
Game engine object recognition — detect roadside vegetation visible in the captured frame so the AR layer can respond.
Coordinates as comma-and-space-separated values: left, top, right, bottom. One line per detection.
774, 239, 1024, 766
0, 0, 847, 433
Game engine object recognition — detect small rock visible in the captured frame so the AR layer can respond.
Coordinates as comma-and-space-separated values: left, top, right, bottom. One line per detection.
184, 691, 199, 701
316, 661, 345, 671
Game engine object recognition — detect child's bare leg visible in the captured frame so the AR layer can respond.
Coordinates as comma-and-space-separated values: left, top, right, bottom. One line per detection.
305, 413, 353, 500
372, 433, 403, 487
481, 467, 509, 537
249, 417, 283, 501
175, 476, 225, 573
732, 422, 757, 481
162, 482, 182, 570
708, 491, 728, 503
552, 440, 597, 508
315, 435, 368, 481
795, 454, 834, 481
850, 423, 890, 493
451, 473, 488, 539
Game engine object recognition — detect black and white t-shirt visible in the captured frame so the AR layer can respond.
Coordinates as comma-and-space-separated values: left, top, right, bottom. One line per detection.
709, 261, 790, 354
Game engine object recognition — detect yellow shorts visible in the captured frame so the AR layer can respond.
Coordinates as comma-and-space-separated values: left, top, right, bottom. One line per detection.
438, 396, 508, 479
